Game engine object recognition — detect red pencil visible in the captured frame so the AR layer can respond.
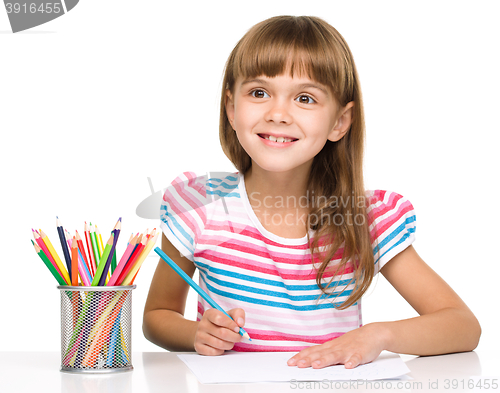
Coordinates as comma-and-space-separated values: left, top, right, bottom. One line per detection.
84, 222, 95, 276
115, 236, 147, 285
75, 230, 91, 277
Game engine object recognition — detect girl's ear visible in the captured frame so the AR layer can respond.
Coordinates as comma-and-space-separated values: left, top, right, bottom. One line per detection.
328, 101, 355, 142
225, 90, 235, 129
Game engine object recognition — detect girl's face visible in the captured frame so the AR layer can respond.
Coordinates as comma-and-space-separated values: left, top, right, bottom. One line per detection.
226, 73, 354, 176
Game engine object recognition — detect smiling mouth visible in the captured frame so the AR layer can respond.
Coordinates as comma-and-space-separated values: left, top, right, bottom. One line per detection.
258, 134, 298, 143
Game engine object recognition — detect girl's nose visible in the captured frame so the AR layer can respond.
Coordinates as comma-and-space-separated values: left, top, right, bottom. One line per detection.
264, 100, 293, 124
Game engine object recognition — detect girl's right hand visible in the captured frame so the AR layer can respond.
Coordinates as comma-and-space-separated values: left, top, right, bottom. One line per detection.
194, 308, 246, 355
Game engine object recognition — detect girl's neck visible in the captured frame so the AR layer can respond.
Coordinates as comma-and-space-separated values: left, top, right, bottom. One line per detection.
244, 164, 310, 210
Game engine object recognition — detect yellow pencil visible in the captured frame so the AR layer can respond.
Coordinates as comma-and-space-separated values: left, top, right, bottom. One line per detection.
39, 229, 71, 285
95, 225, 104, 258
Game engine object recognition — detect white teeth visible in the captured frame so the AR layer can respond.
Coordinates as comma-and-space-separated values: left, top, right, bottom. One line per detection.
265, 135, 293, 143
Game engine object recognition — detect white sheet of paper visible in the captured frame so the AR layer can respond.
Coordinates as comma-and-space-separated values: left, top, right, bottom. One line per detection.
178, 351, 411, 384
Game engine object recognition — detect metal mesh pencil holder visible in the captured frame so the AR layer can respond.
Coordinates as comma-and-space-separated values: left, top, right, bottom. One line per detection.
58, 285, 136, 373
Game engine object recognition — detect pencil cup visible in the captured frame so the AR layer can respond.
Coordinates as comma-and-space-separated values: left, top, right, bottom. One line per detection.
58, 285, 136, 373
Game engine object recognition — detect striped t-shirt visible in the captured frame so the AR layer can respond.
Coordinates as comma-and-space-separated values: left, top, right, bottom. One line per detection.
160, 171, 416, 352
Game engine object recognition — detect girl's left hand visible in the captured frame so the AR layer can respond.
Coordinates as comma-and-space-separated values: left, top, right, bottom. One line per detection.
287, 323, 387, 369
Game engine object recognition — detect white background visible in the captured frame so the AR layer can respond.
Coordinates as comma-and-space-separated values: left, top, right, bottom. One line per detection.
1, 0, 499, 355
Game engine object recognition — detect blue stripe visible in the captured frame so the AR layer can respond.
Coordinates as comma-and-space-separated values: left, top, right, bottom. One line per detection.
206, 190, 240, 198
206, 181, 239, 190
196, 261, 354, 292
200, 269, 353, 302
200, 274, 355, 310
374, 216, 415, 263
160, 205, 194, 254
373, 215, 415, 257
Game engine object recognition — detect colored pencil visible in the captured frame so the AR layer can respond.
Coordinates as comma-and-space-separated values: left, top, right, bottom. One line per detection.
84, 222, 96, 276
97, 219, 121, 286
89, 223, 100, 267
33, 229, 65, 280
95, 225, 104, 257
56, 217, 72, 278
154, 247, 251, 340
75, 230, 91, 276
32, 241, 67, 285
39, 229, 71, 285
71, 237, 79, 286
114, 236, 146, 285
91, 233, 114, 286
122, 233, 158, 285
77, 247, 92, 286
107, 234, 136, 286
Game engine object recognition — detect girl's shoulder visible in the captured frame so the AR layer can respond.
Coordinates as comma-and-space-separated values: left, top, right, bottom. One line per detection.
364, 190, 417, 269
364, 189, 416, 227
162, 171, 240, 207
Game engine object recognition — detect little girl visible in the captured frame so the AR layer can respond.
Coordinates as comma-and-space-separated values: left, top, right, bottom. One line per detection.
143, 15, 481, 369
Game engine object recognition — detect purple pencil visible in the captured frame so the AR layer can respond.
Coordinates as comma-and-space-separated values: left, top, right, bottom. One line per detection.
97, 218, 121, 286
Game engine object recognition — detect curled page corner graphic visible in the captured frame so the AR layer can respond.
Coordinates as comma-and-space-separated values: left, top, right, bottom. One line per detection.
4, 0, 80, 33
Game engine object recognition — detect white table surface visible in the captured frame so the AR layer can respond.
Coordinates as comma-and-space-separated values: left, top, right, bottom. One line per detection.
0, 350, 498, 393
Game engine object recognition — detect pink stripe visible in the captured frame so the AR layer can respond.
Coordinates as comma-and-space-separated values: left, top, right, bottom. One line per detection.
369, 200, 413, 243
196, 252, 353, 280
248, 316, 360, 331
234, 342, 310, 352
235, 303, 359, 321
245, 329, 344, 343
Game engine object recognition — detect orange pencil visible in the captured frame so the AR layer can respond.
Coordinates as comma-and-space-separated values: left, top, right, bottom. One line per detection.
71, 237, 78, 286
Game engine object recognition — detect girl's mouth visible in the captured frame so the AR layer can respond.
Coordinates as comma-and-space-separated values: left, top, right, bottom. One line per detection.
258, 134, 298, 143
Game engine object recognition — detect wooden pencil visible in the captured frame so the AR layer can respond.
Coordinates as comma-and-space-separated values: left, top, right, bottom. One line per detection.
97, 219, 121, 286
32, 241, 67, 285
84, 222, 96, 277
89, 223, 100, 267
91, 233, 114, 286
56, 217, 72, 278
71, 237, 78, 286
75, 230, 91, 277
123, 233, 159, 285
95, 225, 104, 258
108, 234, 137, 286
33, 229, 64, 280
115, 236, 147, 285
39, 229, 71, 284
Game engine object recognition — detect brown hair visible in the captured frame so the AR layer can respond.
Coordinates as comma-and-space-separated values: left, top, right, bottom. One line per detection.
219, 15, 376, 309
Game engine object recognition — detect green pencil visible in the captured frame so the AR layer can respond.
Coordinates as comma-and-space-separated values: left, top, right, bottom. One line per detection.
91, 233, 114, 286
89, 223, 100, 267
32, 240, 67, 285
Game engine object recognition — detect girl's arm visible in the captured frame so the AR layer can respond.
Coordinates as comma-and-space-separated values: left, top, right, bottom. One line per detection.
142, 234, 199, 351
143, 234, 245, 353
287, 245, 481, 369
375, 244, 481, 355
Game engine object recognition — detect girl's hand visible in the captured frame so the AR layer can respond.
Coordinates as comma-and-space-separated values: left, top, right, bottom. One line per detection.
194, 308, 246, 356
287, 323, 387, 369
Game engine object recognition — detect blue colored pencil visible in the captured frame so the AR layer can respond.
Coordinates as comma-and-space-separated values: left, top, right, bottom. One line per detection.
154, 247, 251, 340
56, 217, 72, 278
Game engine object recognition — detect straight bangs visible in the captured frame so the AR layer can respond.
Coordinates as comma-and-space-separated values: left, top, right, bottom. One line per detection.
227, 16, 356, 106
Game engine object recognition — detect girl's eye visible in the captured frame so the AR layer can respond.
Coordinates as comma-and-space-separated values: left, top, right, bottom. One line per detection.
296, 95, 316, 104
251, 90, 269, 99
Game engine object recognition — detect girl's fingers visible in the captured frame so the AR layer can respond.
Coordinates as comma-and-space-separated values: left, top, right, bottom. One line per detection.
344, 353, 362, 369
288, 347, 362, 369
